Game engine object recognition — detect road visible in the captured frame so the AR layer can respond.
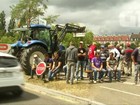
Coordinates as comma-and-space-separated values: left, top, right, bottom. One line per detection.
0, 89, 80, 105
0, 77, 139, 105
88, 81, 140, 105
1, 66, 139, 105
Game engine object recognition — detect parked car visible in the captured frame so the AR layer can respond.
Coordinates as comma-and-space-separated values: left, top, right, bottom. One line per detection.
0, 52, 24, 96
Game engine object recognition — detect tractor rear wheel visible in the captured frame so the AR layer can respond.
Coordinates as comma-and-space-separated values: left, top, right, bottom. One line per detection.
20, 45, 47, 75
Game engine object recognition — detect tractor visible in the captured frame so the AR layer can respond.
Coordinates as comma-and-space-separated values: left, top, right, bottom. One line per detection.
9, 23, 86, 74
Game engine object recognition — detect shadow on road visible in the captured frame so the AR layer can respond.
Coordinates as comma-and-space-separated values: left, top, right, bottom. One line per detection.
0, 90, 39, 104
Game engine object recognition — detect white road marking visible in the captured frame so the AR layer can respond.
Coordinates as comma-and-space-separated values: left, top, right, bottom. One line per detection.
100, 86, 140, 97
123, 82, 140, 86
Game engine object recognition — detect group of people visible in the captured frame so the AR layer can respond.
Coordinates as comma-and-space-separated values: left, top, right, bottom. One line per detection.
29, 41, 140, 85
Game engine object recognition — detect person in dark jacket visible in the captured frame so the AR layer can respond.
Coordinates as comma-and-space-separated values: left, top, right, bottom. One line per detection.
131, 43, 140, 84
65, 42, 78, 85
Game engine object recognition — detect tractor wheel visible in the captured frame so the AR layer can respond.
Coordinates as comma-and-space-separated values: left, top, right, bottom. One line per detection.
20, 45, 47, 75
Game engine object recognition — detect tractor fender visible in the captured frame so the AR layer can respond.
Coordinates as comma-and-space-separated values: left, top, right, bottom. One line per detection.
11, 41, 23, 48
22, 40, 48, 50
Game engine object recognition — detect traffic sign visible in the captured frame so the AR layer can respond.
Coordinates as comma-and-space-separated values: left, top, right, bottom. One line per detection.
0, 44, 8, 50
0, 44, 11, 53
36, 62, 46, 75
73, 33, 85, 37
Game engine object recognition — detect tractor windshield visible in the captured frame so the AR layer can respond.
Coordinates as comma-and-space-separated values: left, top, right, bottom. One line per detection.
30, 29, 51, 45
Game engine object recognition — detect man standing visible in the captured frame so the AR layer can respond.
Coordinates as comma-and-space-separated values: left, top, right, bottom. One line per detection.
123, 43, 133, 76
131, 43, 140, 84
88, 42, 97, 61
65, 42, 78, 85
76, 41, 86, 80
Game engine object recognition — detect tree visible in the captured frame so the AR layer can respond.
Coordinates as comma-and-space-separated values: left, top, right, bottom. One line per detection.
8, 18, 15, 32
7, 17, 16, 36
43, 15, 59, 24
131, 43, 137, 49
0, 11, 6, 35
83, 31, 93, 46
62, 31, 94, 48
10, 0, 48, 27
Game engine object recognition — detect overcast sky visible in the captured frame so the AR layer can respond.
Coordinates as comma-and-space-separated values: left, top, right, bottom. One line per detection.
1, 0, 140, 35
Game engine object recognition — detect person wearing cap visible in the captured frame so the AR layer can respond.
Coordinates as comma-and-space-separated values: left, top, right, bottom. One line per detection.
29, 54, 42, 79
100, 44, 109, 77
122, 43, 133, 76
75, 41, 86, 80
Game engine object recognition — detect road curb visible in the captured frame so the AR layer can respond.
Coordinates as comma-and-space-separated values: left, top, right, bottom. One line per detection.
24, 83, 105, 105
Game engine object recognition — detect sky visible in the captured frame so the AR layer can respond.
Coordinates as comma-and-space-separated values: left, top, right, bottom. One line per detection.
1, 0, 140, 35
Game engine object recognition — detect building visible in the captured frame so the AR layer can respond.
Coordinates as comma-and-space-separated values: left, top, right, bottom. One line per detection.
94, 35, 131, 45
130, 33, 140, 43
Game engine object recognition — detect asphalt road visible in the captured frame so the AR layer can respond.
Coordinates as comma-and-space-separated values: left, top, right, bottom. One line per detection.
0, 89, 80, 105
88, 81, 140, 105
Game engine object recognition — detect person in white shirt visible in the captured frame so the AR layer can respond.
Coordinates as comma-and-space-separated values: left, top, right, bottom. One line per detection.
108, 44, 120, 62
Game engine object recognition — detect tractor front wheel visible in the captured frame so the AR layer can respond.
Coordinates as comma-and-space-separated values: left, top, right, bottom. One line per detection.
20, 45, 47, 75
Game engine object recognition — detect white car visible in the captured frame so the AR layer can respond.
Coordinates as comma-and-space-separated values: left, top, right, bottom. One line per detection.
0, 52, 24, 96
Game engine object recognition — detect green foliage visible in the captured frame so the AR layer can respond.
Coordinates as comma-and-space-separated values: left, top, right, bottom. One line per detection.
131, 43, 137, 49
114, 41, 118, 46
10, 0, 48, 26
105, 42, 110, 47
83, 31, 93, 46
0, 11, 6, 35
96, 43, 101, 49
62, 31, 94, 48
62, 33, 74, 47
0, 32, 20, 44
8, 18, 15, 34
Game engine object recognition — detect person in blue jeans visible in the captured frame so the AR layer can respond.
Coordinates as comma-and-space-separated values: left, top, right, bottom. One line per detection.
42, 53, 53, 82
76, 41, 86, 80
131, 44, 140, 84
106, 52, 121, 82
48, 51, 63, 81
91, 52, 105, 83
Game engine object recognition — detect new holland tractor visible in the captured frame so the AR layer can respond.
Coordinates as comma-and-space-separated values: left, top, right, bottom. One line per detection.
9, 23, 86, 74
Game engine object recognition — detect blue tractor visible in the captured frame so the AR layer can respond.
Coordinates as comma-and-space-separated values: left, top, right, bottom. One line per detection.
10, 23, 86, 74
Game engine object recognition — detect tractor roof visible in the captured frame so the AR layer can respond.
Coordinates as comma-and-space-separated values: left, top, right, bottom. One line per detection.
30, 24, 51, 29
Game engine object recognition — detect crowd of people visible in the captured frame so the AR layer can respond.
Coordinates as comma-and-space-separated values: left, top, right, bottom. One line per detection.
29, 41, 140, 85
